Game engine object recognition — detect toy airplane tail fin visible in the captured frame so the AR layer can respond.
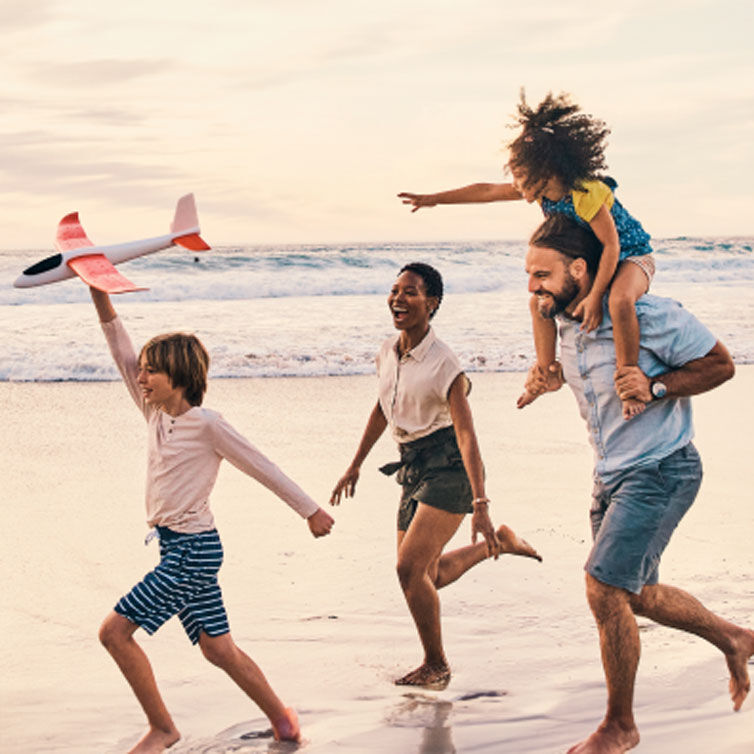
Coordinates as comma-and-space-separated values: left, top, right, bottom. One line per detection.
171, 193, 211, 250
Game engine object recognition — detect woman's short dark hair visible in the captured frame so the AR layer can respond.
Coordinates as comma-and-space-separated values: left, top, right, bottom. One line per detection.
139, 332, 209, 406
529, 214, 603, 277
399, 262, 443, 318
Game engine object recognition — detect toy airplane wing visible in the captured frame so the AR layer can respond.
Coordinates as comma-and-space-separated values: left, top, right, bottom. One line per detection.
56, 211, 145, 293
67, 254, 146, 293
55, 212, 95, 253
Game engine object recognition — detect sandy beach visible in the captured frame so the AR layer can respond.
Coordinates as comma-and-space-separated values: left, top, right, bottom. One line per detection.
1, 369, 752, 753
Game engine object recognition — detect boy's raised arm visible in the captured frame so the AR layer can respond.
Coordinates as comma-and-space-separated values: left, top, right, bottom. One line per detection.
90, 287, 117, 323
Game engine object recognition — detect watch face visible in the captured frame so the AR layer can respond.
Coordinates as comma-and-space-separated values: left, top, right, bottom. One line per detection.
652, 381, 667, 398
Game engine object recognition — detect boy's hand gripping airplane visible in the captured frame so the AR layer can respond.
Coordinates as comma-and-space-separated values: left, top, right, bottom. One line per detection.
13, 193, 210, 293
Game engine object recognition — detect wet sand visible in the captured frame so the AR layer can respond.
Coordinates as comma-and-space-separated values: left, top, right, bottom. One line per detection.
1, 369, 752, 753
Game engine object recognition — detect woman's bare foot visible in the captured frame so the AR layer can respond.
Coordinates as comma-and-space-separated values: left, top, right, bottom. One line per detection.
726, 627, 754, 711
128, 726, 180, 754
271, 707, 301, 742
566, 718, 640, 753
395, 662, 451, 689
621, 398, 646, 421
496, 525, 542, 562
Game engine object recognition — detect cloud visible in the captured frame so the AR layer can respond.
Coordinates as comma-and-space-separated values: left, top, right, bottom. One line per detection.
26, 58, 175, 87
0, 0, 57, 32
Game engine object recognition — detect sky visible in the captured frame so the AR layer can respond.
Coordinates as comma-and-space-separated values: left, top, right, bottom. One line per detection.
1, 0, 752, 249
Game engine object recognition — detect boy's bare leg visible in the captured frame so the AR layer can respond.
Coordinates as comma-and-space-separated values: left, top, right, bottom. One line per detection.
630, 583, 754, 711
98, 612, 180, 753
198, 632, 300, 742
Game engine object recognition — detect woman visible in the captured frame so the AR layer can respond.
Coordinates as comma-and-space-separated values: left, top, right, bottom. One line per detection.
331, 262, 540, 688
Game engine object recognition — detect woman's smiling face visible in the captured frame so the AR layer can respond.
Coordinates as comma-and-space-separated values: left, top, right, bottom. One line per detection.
388, 270, 437, 333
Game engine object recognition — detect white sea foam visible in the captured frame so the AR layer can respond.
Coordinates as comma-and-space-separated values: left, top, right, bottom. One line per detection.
1, 238, 752, 381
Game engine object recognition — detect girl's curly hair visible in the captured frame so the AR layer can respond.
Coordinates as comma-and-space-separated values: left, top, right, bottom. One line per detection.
507, 90, 610, 193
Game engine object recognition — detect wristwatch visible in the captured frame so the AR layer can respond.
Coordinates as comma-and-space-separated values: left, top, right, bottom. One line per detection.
650, 379, 668, 400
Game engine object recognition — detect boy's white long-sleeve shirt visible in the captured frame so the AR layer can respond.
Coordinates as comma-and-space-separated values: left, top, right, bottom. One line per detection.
102, 317, 319, 533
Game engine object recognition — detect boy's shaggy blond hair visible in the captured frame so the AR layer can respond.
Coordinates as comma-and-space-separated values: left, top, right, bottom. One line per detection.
140, 332, 209, 406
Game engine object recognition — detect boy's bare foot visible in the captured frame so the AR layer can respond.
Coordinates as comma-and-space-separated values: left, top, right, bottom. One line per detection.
395, 662, 451, 689
726, 627, 754, 711
272, 707, 301, 743
128, 726, 180, 753
621, 398, 646, 420
566, 719, 639, 753
496, 525, 542, 562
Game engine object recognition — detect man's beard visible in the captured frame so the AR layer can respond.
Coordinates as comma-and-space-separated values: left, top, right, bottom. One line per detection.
535, 273, 580, 319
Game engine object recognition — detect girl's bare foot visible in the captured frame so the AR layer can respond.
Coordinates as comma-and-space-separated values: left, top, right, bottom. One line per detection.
128, 726, 180, 754
496, 525, 542, 562
621, 398, 646, 420
395, 662, 451, 689
516, 388, 541, 409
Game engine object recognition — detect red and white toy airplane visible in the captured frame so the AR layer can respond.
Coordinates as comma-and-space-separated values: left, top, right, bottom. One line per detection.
13, 194, 210, 293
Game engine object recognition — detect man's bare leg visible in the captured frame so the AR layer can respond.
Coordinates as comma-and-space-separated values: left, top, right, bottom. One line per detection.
199, 632, 300, 742
394, 505, 465, 687
433, 524, 541, 589
567, 575, 641, 754
630, 583, 754, 710
98, 612, 181, 753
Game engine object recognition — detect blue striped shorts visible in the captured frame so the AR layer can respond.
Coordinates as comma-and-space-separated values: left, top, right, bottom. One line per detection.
114, 527, 230, 644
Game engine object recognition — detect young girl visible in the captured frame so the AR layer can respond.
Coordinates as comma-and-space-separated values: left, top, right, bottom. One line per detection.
398, 91, 655, 420
330, 263, 540, 689
89, 287, 334, 753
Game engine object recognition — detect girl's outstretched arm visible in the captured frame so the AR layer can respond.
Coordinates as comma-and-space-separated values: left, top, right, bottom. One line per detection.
572, 204, 620, 331
330, 401, 387, 505
398, 183, 521, 212
90, 286, 117, 323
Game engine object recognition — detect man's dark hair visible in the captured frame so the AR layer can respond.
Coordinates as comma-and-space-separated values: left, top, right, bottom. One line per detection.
399, 262, 443, 318
529, 214, 603, 277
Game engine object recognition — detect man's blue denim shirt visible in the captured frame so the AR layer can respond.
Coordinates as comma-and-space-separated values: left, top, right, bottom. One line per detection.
558, 294, 717, 487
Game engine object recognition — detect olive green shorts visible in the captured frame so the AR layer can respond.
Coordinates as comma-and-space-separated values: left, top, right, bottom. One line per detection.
381, 426, 473, 532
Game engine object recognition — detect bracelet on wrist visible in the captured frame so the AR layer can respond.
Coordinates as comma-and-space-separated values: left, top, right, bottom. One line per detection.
472, 497, 490, 507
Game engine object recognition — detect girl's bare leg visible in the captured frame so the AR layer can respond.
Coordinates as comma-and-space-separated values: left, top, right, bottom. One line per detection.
610, 262, 650, 420
518, 295, 558, 408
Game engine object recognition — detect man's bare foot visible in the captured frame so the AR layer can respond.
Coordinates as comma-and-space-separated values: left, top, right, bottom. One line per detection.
128, 726, 180, 754
566, 719, 639, 753
725, 627, 754, 711
272, 707, 301, 742
395, 662, 450, 689
496, 524, 542, 562
621, 398, 646, 421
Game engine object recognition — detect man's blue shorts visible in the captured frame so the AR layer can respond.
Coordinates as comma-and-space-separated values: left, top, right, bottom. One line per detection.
586, 443, 703, 594
114, 527, 230, 644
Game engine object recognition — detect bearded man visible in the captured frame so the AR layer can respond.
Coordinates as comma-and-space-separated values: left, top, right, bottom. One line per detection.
522, 213, 753, 754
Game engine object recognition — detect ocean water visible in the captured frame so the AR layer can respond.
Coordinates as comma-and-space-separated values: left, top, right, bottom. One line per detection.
1, 237, 752, 382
